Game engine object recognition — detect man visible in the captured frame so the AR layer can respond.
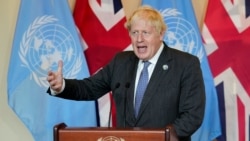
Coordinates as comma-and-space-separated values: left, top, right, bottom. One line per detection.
47, 5, 205, 141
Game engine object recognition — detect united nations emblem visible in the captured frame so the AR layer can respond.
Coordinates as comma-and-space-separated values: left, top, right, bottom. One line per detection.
19, 15, 82, 87
161, 8, 204, 61
97, 136, 125, 141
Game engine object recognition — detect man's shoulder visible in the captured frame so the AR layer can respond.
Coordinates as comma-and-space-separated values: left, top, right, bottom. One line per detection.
114, 51, 137, 61
166, 46, 198, 60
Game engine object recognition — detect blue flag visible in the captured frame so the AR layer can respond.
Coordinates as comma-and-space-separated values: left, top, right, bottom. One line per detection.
142, 0, 221, 140
7, 0, 97, 140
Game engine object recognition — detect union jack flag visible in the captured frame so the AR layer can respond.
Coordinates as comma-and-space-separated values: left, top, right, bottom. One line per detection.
73, 0, 132, 127
202, 0, 250, 140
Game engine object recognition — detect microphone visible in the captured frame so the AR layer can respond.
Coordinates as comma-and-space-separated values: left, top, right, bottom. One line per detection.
124, 82, 130, 127
108, 82, 120, 128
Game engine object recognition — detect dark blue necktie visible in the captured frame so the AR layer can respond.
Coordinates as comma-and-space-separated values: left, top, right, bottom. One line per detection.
135, 61, 150, 117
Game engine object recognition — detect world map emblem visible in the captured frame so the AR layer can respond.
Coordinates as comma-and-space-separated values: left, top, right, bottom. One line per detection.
161, 8, 204, 61
19, 15, 82, 87
97, 136, 125, 141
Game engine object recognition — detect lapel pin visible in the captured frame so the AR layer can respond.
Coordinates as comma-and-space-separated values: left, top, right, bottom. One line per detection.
162, 64, 168, 70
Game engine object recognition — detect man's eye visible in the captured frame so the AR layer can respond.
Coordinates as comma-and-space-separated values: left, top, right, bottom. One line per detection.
132, 31, 138, 35
130, 31, 151, 37
143, 31, 151, 36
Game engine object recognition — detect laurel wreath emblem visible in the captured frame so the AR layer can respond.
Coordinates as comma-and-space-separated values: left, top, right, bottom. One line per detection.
160, 8, 204, 62
19, 15, 82, 87
97, 136, 125, 141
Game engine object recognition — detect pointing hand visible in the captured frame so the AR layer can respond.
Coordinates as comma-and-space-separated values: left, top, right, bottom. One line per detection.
47, 60, 64, 93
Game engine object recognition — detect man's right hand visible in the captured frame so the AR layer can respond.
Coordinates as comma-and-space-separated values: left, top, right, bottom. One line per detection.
47, 60, 64, 93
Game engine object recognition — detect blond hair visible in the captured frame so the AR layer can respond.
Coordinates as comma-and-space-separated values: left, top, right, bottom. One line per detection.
125, 5, 167, 34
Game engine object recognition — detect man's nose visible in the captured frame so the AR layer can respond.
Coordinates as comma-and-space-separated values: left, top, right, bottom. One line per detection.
136, 33, 144, 42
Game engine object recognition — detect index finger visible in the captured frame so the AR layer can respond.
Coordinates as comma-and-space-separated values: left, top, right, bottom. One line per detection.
58, 60, 63, 74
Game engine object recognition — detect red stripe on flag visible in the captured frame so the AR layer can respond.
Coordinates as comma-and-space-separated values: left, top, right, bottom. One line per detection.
110, 93, 117, 127
73, 0, 131, 127
73, 0, 131, 74
205, 1, 250, 140
205, 0, 250, 96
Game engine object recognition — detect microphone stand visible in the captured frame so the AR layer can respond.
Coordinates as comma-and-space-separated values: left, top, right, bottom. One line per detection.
124, 82, 130, 127
108, 83, 120, 128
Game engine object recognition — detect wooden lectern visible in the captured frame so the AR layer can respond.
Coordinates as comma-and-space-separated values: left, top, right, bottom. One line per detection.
54, 123, 171, 141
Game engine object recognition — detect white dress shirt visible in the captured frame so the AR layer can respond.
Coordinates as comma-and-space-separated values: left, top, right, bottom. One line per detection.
134, 43, 164, 103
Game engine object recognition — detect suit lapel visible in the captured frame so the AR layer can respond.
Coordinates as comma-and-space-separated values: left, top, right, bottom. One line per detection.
124, 55, 139, 125
136, 45, 173, 121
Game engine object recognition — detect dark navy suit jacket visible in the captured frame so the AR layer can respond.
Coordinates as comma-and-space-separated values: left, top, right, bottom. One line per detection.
49, 43, 205, 141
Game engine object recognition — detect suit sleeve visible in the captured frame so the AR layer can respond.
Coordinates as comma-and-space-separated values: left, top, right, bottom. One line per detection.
46, 52, 126, 101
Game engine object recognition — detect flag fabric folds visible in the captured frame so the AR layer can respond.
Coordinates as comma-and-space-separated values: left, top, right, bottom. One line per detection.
73, 0, 131, 127
8, 0, 97, 140
202, 0, 250, 141
141, 0, 221, 140
73, 0, 131, 75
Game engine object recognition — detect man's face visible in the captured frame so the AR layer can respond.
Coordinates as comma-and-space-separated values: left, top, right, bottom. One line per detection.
129, 19, 164, 61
